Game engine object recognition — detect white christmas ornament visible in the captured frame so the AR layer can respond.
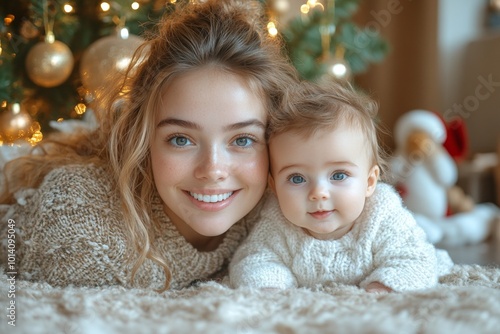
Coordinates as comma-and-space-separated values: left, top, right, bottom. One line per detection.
80, 29, 145, 96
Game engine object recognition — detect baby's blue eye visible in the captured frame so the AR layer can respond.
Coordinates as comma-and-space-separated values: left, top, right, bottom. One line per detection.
289, 175, 305, 184
234, 137, 254, 147
169, 136, 191, 147
331, 172, 347, 181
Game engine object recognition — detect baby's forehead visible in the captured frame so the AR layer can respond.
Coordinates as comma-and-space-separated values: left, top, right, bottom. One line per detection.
269, 122, 364, 143
269, 124, 374, 163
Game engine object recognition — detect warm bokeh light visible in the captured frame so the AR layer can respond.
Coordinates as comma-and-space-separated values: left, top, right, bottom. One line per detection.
100, 2, 111, 11
267, 22, 278, 37
119, 27, 129, 39
63, 4, 74, 13
4, 14, 15, 25
131, 2, 140, 10
75, 103, 86, 115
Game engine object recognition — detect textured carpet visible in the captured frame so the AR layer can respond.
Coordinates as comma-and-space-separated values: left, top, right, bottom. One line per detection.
1, 265, 499, 334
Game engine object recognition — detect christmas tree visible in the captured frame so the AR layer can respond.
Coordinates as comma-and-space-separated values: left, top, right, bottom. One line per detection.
0, 0, 387, 144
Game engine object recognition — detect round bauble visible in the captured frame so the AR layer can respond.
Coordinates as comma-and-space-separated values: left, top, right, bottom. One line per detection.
25, 40, 74, 88
80, 33, 145, 96
0, 103, 38, 143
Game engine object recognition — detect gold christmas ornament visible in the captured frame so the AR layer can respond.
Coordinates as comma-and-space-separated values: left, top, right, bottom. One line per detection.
0, 103, 39, 143
25, 38, 75, 87
25, 0, 74, 88
80, 29, 145, 96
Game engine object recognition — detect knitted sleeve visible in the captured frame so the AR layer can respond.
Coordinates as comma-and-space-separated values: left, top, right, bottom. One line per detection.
4, 164, 129, 287
229, 195, 297, 289
359, 185, 439, 292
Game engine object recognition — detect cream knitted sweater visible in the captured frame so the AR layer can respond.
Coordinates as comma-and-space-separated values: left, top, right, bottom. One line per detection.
229, 183, 453, 292
0, 164, 259, 289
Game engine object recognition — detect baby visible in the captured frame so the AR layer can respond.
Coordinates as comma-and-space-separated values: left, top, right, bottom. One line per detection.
229, 80, 453, 293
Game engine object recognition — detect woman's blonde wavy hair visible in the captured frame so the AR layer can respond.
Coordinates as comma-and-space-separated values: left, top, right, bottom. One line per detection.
2, 0, 298, 291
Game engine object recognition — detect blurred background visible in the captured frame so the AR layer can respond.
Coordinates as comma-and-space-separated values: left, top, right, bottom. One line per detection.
1, 0, 499, 199
0, 0, 499, 263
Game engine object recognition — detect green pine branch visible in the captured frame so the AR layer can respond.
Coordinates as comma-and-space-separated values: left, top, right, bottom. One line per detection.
281, 0, 389, 80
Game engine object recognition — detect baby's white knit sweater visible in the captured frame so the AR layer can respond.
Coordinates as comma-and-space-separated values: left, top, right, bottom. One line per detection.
229, 183, 453, 292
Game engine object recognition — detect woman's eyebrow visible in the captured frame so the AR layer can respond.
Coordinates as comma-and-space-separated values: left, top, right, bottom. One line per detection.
156, 118, 201, 129
157, 118, 265, 131
223, 119, 266, 131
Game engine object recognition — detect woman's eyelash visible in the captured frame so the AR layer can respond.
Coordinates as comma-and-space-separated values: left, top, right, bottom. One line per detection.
236, 133, 259, 142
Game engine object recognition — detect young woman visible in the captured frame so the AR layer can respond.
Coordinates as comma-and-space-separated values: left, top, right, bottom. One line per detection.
0, 0, 298, 291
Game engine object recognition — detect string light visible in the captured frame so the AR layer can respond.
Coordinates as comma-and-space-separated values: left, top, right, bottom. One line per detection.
131, 2, 140, 10
267, 21, 278, 37
28, 129, 43, 145
4, 14, 15, 25
100, 2, 111, 12
74, 103, 86, 115
63, 4, 74, 13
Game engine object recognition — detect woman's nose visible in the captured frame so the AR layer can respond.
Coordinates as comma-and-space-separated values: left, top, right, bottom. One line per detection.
309, 182, 330, 201
194, 146, 230, 181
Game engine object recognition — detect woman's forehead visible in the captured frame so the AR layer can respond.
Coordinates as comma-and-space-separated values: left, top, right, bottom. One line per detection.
156, 68, 267, 124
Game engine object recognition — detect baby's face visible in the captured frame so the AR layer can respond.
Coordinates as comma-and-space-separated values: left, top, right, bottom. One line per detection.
269, 126, 379, 240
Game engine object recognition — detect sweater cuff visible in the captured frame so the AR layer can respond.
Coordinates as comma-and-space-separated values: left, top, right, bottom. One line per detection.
230, 264, 296, 289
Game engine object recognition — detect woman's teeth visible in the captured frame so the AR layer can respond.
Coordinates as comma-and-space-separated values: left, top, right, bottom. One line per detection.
189, 192, 233, 203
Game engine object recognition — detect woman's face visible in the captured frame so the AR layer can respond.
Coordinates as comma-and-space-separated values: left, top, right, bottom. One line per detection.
151, 67, 269, 243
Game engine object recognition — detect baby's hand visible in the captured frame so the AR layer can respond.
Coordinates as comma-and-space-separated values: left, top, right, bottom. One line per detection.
365, 282, 392, 293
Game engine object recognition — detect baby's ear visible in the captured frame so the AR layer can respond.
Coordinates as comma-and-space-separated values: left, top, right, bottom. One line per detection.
366, 165, 380, 197
268, 173, 276, 194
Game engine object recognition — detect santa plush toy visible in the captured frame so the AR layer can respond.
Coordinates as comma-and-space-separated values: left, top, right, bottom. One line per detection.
390, 109, 499, 247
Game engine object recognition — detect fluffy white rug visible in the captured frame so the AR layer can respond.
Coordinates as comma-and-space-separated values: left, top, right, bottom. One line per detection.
1, 264, 499, 334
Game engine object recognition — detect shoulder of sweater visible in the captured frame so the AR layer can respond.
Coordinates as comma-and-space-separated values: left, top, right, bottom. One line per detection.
42, 163, 114, 192
374, 182, 401, 201
359, 182, 417, 234
366, 182, 404, 212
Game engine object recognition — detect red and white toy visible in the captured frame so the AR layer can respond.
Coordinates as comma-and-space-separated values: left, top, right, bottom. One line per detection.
390, 109, 499, 247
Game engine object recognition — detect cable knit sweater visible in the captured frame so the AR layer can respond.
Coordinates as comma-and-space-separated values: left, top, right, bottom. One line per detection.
229, 183, 454, 292
0, 164, 260, 290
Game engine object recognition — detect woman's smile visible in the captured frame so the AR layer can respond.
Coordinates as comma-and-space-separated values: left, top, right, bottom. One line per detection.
189, 191, 234, 203
184, 189, 240, 212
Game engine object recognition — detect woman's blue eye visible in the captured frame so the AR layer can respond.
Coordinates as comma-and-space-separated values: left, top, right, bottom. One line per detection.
169, 136, 191, 147
331, 172, 347, 181
234, 137, 254, 147
289, 175, 305, 184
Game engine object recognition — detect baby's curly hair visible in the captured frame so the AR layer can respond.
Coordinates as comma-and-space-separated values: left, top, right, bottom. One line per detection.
269, 80, 389, 179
